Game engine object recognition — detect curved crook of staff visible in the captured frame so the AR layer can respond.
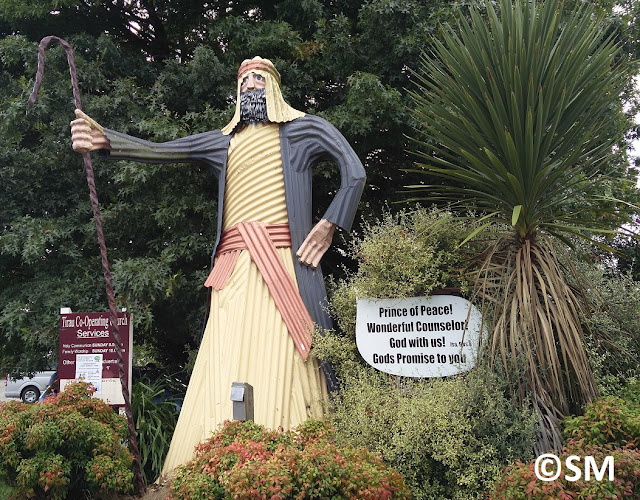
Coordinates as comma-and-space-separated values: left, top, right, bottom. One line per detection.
28, 35, 145, 496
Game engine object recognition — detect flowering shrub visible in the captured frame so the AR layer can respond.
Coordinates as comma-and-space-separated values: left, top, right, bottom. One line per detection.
169, 419, 410, 499
489, 396, 640, 499
0, 381, 134, 498
490, 443, 640, 499
563, 396, 640, 448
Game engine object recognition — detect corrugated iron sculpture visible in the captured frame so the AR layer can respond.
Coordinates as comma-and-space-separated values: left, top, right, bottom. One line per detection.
71, 56, 366, 474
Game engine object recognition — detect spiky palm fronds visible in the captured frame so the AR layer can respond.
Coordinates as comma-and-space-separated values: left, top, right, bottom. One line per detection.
409, 0, 632, 452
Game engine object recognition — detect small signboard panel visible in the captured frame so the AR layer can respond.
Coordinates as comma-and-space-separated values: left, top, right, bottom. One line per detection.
356, 295, 481, 377
59, 312, 132, 406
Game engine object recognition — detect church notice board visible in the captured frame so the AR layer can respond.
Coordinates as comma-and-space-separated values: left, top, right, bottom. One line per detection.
59, 312, 132, 407
356, 295, 481, 378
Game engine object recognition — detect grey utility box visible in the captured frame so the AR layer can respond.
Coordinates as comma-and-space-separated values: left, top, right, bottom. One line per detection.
230, 381, 254, 422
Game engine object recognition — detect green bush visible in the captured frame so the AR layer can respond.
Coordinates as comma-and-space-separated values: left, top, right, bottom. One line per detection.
312, 207, 535, 498
620, 378, 640, 409
0, 381, 134, 498
328, 207, 472, 337
321, 367, 535, 499
0, 482, 15, 498
315, 206, 478, 383
131, 375, 179, 484
562, 253, 640, 396
168, 419, 409, 499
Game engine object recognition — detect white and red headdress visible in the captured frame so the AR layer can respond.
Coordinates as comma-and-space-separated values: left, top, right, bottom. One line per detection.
222, 56, 304, 135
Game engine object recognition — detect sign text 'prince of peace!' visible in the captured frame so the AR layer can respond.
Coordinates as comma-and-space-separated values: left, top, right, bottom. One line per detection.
71, 56, 365, 474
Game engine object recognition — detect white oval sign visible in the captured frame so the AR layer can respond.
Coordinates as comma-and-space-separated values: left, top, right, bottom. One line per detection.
355, 295, 481, 377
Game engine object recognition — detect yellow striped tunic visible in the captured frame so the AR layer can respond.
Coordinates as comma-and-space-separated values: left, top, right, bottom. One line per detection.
161, 123, 327, 474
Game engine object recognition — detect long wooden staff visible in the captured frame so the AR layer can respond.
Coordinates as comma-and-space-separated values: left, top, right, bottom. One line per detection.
27, 36, 145, 496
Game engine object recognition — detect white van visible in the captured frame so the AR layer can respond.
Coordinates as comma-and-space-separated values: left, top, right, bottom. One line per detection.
4, 371, 57, 403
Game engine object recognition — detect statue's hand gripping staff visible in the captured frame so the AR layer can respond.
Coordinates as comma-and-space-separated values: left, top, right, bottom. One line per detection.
71, 109, 111, 152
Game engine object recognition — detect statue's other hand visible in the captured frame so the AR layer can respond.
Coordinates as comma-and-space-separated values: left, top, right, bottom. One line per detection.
71, 109, 110, 153
296, 219, 336, 269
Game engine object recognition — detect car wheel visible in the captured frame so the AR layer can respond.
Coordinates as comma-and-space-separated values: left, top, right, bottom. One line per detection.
21, 386, 40, 404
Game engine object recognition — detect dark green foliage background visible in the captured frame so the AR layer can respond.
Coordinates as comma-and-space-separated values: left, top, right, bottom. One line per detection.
0, 0, 460, 374
0, 0, 638, 376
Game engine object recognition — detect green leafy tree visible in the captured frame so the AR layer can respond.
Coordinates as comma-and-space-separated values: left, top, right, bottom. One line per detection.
0, 1, 462, 375
409, 0, 637, 452
0, 34, 215, 375
1, 0, 637, 380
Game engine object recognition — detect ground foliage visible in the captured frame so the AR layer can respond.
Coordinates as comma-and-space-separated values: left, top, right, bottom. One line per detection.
131, 376, 179, 485
0, 381, 133, 499
315, 207, 640, 498
563, 250, 640, 397
320, 367, 537, 500
490, 389, 640, 499
168, 419, 410, 499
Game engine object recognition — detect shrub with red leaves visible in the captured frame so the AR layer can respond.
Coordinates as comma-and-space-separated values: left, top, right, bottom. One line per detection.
169, 419, 410, 499
0, 381, 133, 499
489, 395, 640, 499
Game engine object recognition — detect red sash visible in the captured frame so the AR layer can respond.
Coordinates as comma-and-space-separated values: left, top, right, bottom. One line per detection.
204, 222, 312, 360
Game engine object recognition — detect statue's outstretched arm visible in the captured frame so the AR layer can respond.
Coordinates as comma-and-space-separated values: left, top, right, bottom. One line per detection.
71, 108, 227, 166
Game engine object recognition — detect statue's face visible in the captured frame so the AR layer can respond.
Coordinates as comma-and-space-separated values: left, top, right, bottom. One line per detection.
240, 72, 266, 93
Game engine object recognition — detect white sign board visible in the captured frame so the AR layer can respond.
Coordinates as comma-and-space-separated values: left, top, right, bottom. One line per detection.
75, 353, 103, 395
356, 295, 481, 377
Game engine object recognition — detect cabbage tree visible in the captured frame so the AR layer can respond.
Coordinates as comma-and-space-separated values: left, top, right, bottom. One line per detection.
409, 0, 634, 451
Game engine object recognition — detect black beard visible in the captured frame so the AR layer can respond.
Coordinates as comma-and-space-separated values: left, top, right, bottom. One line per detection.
239, 89, 268, 125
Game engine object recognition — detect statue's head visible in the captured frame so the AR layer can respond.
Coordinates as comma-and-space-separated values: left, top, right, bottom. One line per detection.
222, 56, 304, 135
237, 56, 280, 89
